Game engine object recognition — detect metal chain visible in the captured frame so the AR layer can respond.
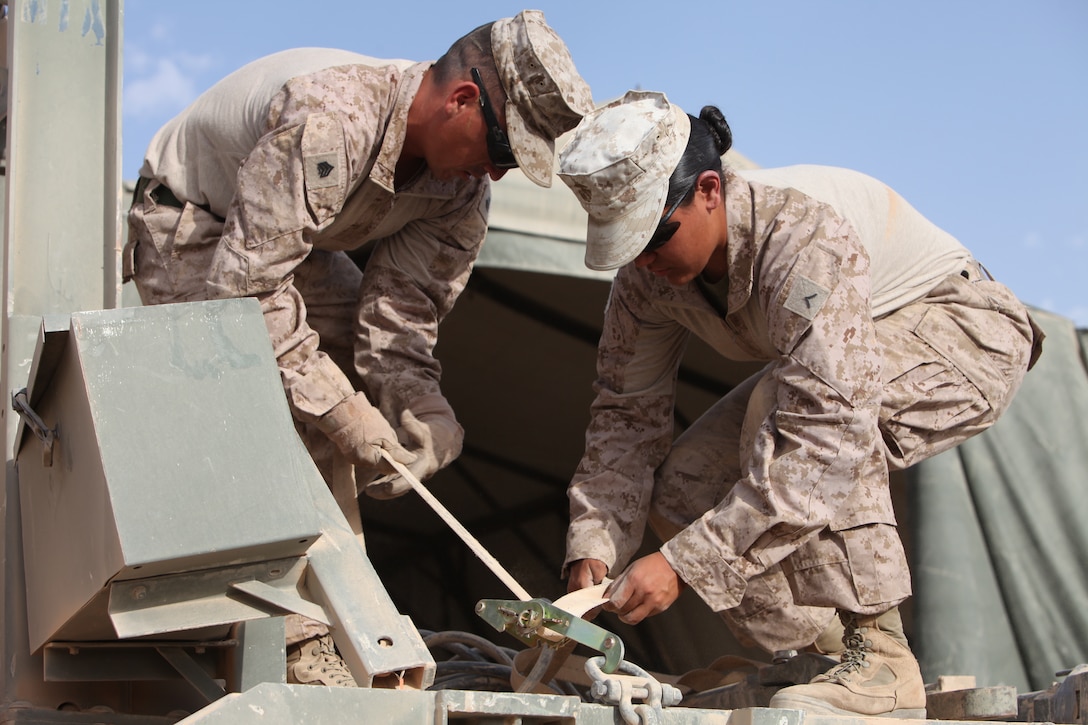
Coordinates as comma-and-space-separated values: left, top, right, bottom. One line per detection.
584, 656, 682, 725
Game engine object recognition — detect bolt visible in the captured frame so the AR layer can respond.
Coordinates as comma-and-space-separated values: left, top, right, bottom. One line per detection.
131, 586, 147, 601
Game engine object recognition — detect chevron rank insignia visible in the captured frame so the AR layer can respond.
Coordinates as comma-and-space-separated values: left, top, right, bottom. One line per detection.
784, 275, 831, 321
305, 152, 340, 190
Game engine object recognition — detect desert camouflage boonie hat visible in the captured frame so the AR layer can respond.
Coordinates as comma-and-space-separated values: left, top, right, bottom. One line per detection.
492, 9, 593, 188
558, 90, 690, 271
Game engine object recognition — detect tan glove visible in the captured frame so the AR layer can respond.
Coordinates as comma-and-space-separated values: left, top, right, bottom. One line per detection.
315, 392, 414, 470
363, 394, 463, 500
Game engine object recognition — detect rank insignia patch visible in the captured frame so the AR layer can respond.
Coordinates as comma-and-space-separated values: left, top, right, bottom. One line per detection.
305, 152, 341, 189
784, 275, 831, 321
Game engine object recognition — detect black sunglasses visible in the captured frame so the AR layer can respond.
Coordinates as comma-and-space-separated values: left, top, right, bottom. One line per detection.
470, 68, 519, 170
642, 178, 697, 255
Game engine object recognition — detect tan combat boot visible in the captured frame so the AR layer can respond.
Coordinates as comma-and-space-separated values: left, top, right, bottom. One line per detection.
769, 608, 926, 718
286, 633, 358, 687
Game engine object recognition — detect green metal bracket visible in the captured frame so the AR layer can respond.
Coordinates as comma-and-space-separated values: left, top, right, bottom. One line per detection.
475, 598, 625, 673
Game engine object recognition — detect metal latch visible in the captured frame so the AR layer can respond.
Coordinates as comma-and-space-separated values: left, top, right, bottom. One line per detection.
12, 388, 57, 467
475, 597, 625, 673
377, 450, 628, 675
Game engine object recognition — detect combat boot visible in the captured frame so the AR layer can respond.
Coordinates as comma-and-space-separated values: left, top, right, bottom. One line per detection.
286, 633, 358, 687
769, 608, 926, 718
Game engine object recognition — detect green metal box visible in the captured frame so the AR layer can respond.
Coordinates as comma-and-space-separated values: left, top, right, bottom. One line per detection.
14, 299, 323, 652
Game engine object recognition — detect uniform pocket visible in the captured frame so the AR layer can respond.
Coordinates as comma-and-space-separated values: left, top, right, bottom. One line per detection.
914, 304, 1006, 409
783, 523, 910, 610
876, 279, 1023, 468
128, 186, 223, 303
840, 524, 912, 607
165, 203, 226, 299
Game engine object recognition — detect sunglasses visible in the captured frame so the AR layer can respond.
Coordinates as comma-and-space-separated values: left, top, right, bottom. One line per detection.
471, 68, 519, 170
642, 178, 697, 255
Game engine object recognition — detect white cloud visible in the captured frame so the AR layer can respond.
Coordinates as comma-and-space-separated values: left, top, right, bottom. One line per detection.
125, 46, 152, 75
175, 51, 216, 75
1023, 231, 1043, 249
149, 21, 170, 43
123, 57, 199, 118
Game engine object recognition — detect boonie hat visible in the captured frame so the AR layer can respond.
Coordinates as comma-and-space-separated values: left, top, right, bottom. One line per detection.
492, 10, 593, 188
558, 90, 690, 271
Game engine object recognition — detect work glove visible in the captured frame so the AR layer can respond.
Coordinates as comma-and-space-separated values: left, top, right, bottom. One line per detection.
315, 392, 415, 470
363, 393, 463, 500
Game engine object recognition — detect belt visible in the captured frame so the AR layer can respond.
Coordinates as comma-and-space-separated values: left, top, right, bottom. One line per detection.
132, 176, 222, 220
960, 258, 992, 282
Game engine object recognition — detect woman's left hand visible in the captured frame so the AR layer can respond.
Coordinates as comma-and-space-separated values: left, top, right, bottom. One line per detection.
603, 551, 685, 625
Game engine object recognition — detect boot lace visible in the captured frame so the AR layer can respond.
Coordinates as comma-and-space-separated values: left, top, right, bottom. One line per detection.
313, 637, 355, 686
291, 634, 357, 687
818, 622, 873, 684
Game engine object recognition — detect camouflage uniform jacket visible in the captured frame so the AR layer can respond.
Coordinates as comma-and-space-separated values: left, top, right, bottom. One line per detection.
566, 166, 970, 612
140, 49, 489, 425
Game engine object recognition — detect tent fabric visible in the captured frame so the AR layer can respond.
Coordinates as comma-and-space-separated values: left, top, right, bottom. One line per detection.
483, 166, 613, 282
908, 308, 1088, 692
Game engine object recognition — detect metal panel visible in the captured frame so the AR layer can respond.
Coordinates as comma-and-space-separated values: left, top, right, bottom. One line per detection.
43, 640, 225, 683
16, 300, 324, 652
72, 300, 322, 574
229, 617, 287, 692
4, 0, 122, 316
16, 317, 123, 650
1, 0, 132, 710
107, 558, 311, 640
178, 684, 438, 724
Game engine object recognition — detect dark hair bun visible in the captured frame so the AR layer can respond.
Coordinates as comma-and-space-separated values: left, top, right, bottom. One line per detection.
699, 106, 733, 155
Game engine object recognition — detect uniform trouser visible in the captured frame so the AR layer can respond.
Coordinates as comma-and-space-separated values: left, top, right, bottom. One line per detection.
127, 183, 366, 645
648, 263, 1040, 653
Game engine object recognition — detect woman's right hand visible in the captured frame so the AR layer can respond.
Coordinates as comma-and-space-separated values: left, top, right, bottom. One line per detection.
567, 558, 609, 593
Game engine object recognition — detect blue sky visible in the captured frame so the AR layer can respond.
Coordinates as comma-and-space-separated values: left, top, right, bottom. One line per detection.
122, 1, 1087, 326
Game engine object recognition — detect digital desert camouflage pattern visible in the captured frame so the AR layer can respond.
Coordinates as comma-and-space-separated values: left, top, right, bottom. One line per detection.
128, 56, 488, 434
565, 166, 1039, 651
129, 5, 594, 435
492, 9, 594, 188
558, 91, 690, 271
